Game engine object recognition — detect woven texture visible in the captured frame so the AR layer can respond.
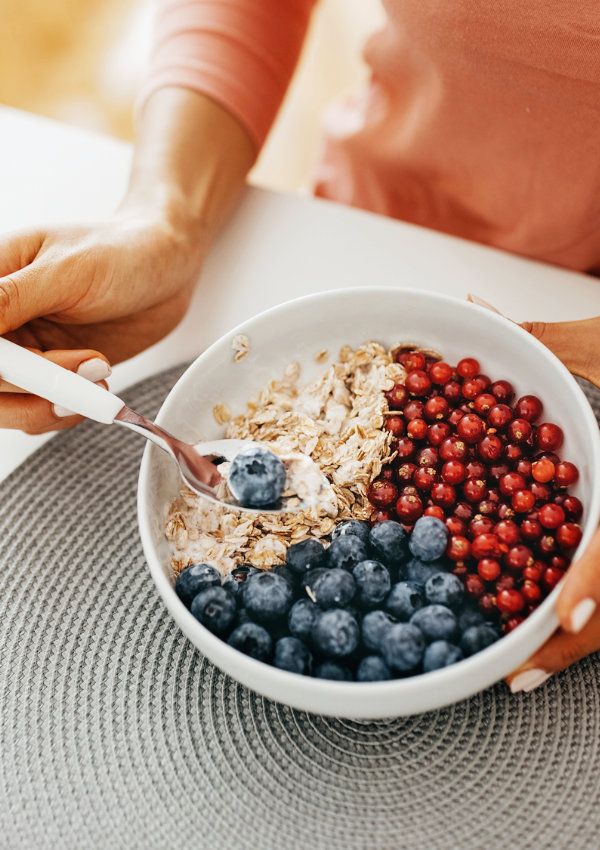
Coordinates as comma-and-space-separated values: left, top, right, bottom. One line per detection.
1, 367, 599, 850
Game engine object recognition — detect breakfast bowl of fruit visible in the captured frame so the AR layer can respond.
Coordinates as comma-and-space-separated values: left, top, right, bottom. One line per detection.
137, 287, 600, 718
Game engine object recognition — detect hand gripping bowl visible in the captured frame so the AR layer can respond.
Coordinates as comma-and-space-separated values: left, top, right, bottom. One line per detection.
138, 288, 600, 718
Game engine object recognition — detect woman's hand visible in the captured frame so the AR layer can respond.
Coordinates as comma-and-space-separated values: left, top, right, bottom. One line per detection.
0, 87, 255, 434
506, 315, 600, 692
0, 211, 203, 433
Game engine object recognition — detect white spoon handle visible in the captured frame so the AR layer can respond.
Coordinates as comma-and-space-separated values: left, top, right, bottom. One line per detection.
0, 336, 124, 424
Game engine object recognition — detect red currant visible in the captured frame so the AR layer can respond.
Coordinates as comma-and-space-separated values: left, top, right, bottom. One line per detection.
441, 460, 467, 485
395, 493, 424, 523
542, 565, 563, 590
479, 592, 498, 615
382, 468, 395, 480
478, 558, 502, 581
535, 422, 564, 452
538, 503, 565, 529
414, 466, 437, 492
465, 460, 486, 479
473, 393, 497, 415
494, 519, 520, 546
472, 533, 502, 559
427, 422, 452, 446
531, 458, 555, 483
499, 472, 526, 496
490, 379, 514, 402
505, 443, 523, 462
470, 515, 495, 536
487, 404, 513, 430
398, 350, 427, 370
457, 357, 480, 379
368, 479, 399, 508
371, 509, 393, 523
384, 415, 405, 437
504, 616, 525, 633
407, 418, 428, 440
406, 369, 432, 397
424, 505, 445, 520
440, 437, 469, 462
454, 501, 474, 521
508, 418, 532, 444
457, 413, 486, 444
551, 555, 568, 571
417, 446, 439, 467
496, 574, 516, 592
478, 500, 498, 517
424, 396, 450, 421
465, 574, 485, 598
497, 588, 525, 614
395, 438, 416, 460
478, 435, 504, 462
447, 535, 471, 561
446, 516, 467, 535
562, 495, 583, 521
554, 461, 579, 487
395, 461, 417, 483
505, 545, 534, 571
523, 561, 544, 583
514, 395, 544, 423
430, 482, 457, 509
538, 535, 557, 557
463, 478, 488, 503
520, 518, 543, 542
404, 400, 425, 420
556, 522, 582, 550
385, 383, 409, 409
429, 361, 454, 385
521, 580, 542, 603
512, 489, 536, 513
462, 376, 489, 400
443, 381, 463, 404
530, 481, 551, 502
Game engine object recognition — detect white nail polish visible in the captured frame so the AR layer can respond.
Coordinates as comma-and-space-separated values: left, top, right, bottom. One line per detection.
510, 669, 551, 694
570, 598, 596, 634
467, 294, 503, 315
53, 404, 75, 418
77, 358, 111, 382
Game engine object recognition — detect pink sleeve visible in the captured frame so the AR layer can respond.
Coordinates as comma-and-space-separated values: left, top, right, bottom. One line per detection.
139, 0, 317, 149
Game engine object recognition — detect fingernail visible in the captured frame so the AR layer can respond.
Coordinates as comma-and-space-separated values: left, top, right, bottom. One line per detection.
53, 404, 75, 418
467, 294, 504, 315
510, 668, 551, 693
77, 358, 111, 382
569, 598, 596, 634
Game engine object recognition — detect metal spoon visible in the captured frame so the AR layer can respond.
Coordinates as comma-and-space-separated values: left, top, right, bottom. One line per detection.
0, 337, 330, 514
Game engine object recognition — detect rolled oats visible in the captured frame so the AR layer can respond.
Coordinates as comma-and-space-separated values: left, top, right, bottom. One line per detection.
167, 342, 407, 576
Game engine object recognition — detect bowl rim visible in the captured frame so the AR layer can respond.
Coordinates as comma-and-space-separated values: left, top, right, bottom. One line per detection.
138, 286, 600, 706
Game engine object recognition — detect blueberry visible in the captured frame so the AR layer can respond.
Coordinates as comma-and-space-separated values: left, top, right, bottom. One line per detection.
288, 599, 319, 641
386, 581, 425, 621
175, 563, 221, 607
353, 559, 391, 608
460, 624, 500, 656
222, 565, 258, 603
326, 535, 368, 571
314, 661, 353, 681
409, 516, 449, 562
301, 567, 328, 594
423, 640, 464, 672
332, 520, 370, 544
361, 610, 396, 652
357, 655, 392, 682
244, 571, 293, 624
190, 587, 236, 635
313, 568, 356, 609
272, 565, 297, 588
405, 557, 446, 586
411, 605, 457, 642
381, 623, 426, 672
286, 538, 326, 576
229, 446, 286, 508
424, 573, 465, 612
274, 636, 312, 675
313, 609, 360, 658
458, 607, 486, 632
368, 521, 407, 566
228, 622, 272, 662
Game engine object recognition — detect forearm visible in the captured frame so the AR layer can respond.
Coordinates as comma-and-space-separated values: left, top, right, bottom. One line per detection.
122, 87, 256, 247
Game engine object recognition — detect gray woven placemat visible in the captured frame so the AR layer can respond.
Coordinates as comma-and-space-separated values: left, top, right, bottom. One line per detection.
1, 366, 600, 850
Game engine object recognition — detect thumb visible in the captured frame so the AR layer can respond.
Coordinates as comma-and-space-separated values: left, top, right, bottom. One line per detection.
521, 317, 600, 386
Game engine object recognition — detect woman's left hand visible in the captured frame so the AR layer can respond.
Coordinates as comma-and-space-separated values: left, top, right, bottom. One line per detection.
505, 315, 600, 693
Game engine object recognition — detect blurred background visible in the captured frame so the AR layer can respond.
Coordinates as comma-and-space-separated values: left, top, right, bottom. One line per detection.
2, 0, 384, 190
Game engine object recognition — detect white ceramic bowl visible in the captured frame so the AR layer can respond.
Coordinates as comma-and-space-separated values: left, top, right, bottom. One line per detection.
138, 287, 600, 718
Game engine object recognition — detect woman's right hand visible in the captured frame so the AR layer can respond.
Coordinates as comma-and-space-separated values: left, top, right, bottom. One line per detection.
0, 87, 256, 435
0, 208, 204, 433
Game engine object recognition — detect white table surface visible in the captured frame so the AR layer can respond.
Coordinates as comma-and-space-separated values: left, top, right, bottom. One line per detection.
1, 105, 598, 481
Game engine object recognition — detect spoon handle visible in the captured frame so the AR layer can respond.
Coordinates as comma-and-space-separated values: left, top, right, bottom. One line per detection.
0, 336, 124, 424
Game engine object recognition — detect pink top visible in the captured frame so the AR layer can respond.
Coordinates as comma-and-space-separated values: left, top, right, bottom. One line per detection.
143, 1, 600, 273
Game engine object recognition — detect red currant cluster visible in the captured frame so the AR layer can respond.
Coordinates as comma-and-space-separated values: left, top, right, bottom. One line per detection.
367, 349, 584, 634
